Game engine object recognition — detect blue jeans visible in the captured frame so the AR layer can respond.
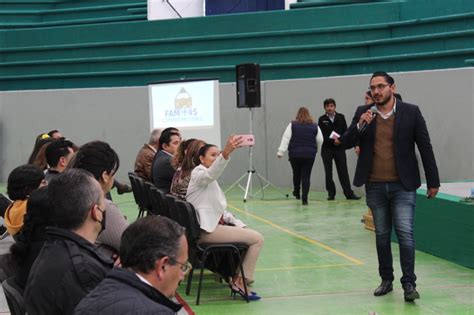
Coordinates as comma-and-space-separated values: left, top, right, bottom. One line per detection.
366, 182, 417, 286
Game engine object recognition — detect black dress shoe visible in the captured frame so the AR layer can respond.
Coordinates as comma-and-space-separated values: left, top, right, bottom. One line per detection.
403, 284, 420, 302
373, 280, 393, 296
117, 183, 132, 195
292, 191, 300, 200
302, 199, 308, 205
346, 195, 361, 200
327, 196, 335, 201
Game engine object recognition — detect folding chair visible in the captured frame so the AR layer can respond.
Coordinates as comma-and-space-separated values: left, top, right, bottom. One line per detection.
174, 199, 250, 305
145, 182, 171, 217
128, 172, 151, 218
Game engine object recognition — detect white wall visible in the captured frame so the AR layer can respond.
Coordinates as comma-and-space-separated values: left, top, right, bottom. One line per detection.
147, 0, 204, 20
1, 68, 472, 196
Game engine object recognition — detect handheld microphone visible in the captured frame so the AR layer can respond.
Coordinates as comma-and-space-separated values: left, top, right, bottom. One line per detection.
359, 105, 377, 133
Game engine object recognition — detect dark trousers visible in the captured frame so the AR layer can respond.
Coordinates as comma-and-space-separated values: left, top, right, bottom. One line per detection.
321, 147, 354, 198
289, 157, 315, 201
365, 182, 417, 286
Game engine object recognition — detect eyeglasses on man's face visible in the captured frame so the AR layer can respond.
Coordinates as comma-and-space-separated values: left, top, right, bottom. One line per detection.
369, 84, 391, 92
170, 259, 192, 273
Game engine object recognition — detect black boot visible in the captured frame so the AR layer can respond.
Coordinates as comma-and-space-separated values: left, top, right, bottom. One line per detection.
292, 190, 300, 200
302, 197, 308, 205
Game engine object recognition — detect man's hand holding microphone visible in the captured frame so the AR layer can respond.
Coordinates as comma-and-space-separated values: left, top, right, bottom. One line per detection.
358, 105, 377, 133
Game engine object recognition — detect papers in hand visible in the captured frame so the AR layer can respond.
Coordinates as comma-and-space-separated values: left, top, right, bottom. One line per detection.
329, 131, 340, 140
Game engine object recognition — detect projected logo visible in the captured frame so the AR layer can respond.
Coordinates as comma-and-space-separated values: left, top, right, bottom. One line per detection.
164, 87, 198, 119
151, 81, 215, 128
175, 88, 192, 108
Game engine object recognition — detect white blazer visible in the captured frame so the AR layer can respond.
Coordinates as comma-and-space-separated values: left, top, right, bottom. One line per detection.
186, 154, 244, 233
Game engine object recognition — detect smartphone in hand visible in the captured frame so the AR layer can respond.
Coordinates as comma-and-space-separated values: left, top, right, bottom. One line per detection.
236, 134, 255, 147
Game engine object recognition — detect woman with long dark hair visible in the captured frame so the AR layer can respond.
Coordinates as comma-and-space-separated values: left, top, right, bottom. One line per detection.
277, 107, 323, 205
170, 139, 206, 200
186, 136, 264, 300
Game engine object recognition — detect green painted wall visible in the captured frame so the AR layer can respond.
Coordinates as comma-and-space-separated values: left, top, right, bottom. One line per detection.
0, 0, 473, 91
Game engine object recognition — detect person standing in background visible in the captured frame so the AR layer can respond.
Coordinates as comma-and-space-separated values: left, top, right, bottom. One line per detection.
318, 98, 360, 201
277, 107, 323, 205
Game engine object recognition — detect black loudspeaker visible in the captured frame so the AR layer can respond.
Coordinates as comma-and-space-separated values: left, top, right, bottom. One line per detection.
236, 63, 261, 108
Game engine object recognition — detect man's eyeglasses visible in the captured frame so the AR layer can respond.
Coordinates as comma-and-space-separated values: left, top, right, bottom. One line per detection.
369, 84, 391, 92
170, 259, 192, 273
96, 205, 105, 214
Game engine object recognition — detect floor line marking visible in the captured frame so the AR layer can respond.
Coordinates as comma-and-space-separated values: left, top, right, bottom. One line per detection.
256, 263, 356, 271
228, 203, 364, 265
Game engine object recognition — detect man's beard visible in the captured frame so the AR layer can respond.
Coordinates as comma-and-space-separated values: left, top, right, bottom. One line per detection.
375, 94, 392, 106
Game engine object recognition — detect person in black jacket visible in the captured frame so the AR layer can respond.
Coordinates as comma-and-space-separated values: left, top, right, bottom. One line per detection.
75, 216, 187, 315
318, 98, 360, 201
152, 130, 181, 193
9, 186, 52, 290
342, 71, 440, 302
24, 169, 113, 315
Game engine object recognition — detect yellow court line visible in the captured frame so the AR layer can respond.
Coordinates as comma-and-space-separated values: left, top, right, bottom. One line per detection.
256, 263, 356, 271
228, 203, 364, 266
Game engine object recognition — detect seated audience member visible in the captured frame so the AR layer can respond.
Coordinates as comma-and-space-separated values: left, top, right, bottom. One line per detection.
170, 139, 205, 200
186, 136, 264, 300
47, 129, 63, 139
33, 132, 51, 147
10, 187, 52, 290
44, 139, 75, 182
28, 137, 54, 170
4, 165, 46, 237
152, 130, 181, 193
69, 141, 129, 258
134, 128, 161, 181
74, 216, 187, 314
24, 169, 113, 315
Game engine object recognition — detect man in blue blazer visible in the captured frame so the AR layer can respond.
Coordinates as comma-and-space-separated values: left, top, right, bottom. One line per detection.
342, 71, 440, 302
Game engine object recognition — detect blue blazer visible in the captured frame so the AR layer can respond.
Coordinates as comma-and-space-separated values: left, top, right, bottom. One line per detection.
342, 101, 440, 190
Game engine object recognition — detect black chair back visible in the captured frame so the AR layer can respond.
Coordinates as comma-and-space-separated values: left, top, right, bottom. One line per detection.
135, 176, 151, 211
2, 277, 25, 315
165, 194, 180, 223
128, 172, 145, 218
147, 184, 170, 217
174, 199, 201, 244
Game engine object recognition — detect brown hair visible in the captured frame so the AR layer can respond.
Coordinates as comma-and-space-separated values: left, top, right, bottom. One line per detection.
171, 138, 196, 169
294, 107, 315, 124
180, 139, 207, 178
30, 140, 54, 170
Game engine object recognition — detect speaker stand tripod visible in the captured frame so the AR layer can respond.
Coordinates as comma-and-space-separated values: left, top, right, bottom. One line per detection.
225, 108, 289, 202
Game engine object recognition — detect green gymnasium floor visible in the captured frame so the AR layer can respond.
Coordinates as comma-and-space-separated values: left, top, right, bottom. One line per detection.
1, 183, 472, 314
112, 188, 474, 315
